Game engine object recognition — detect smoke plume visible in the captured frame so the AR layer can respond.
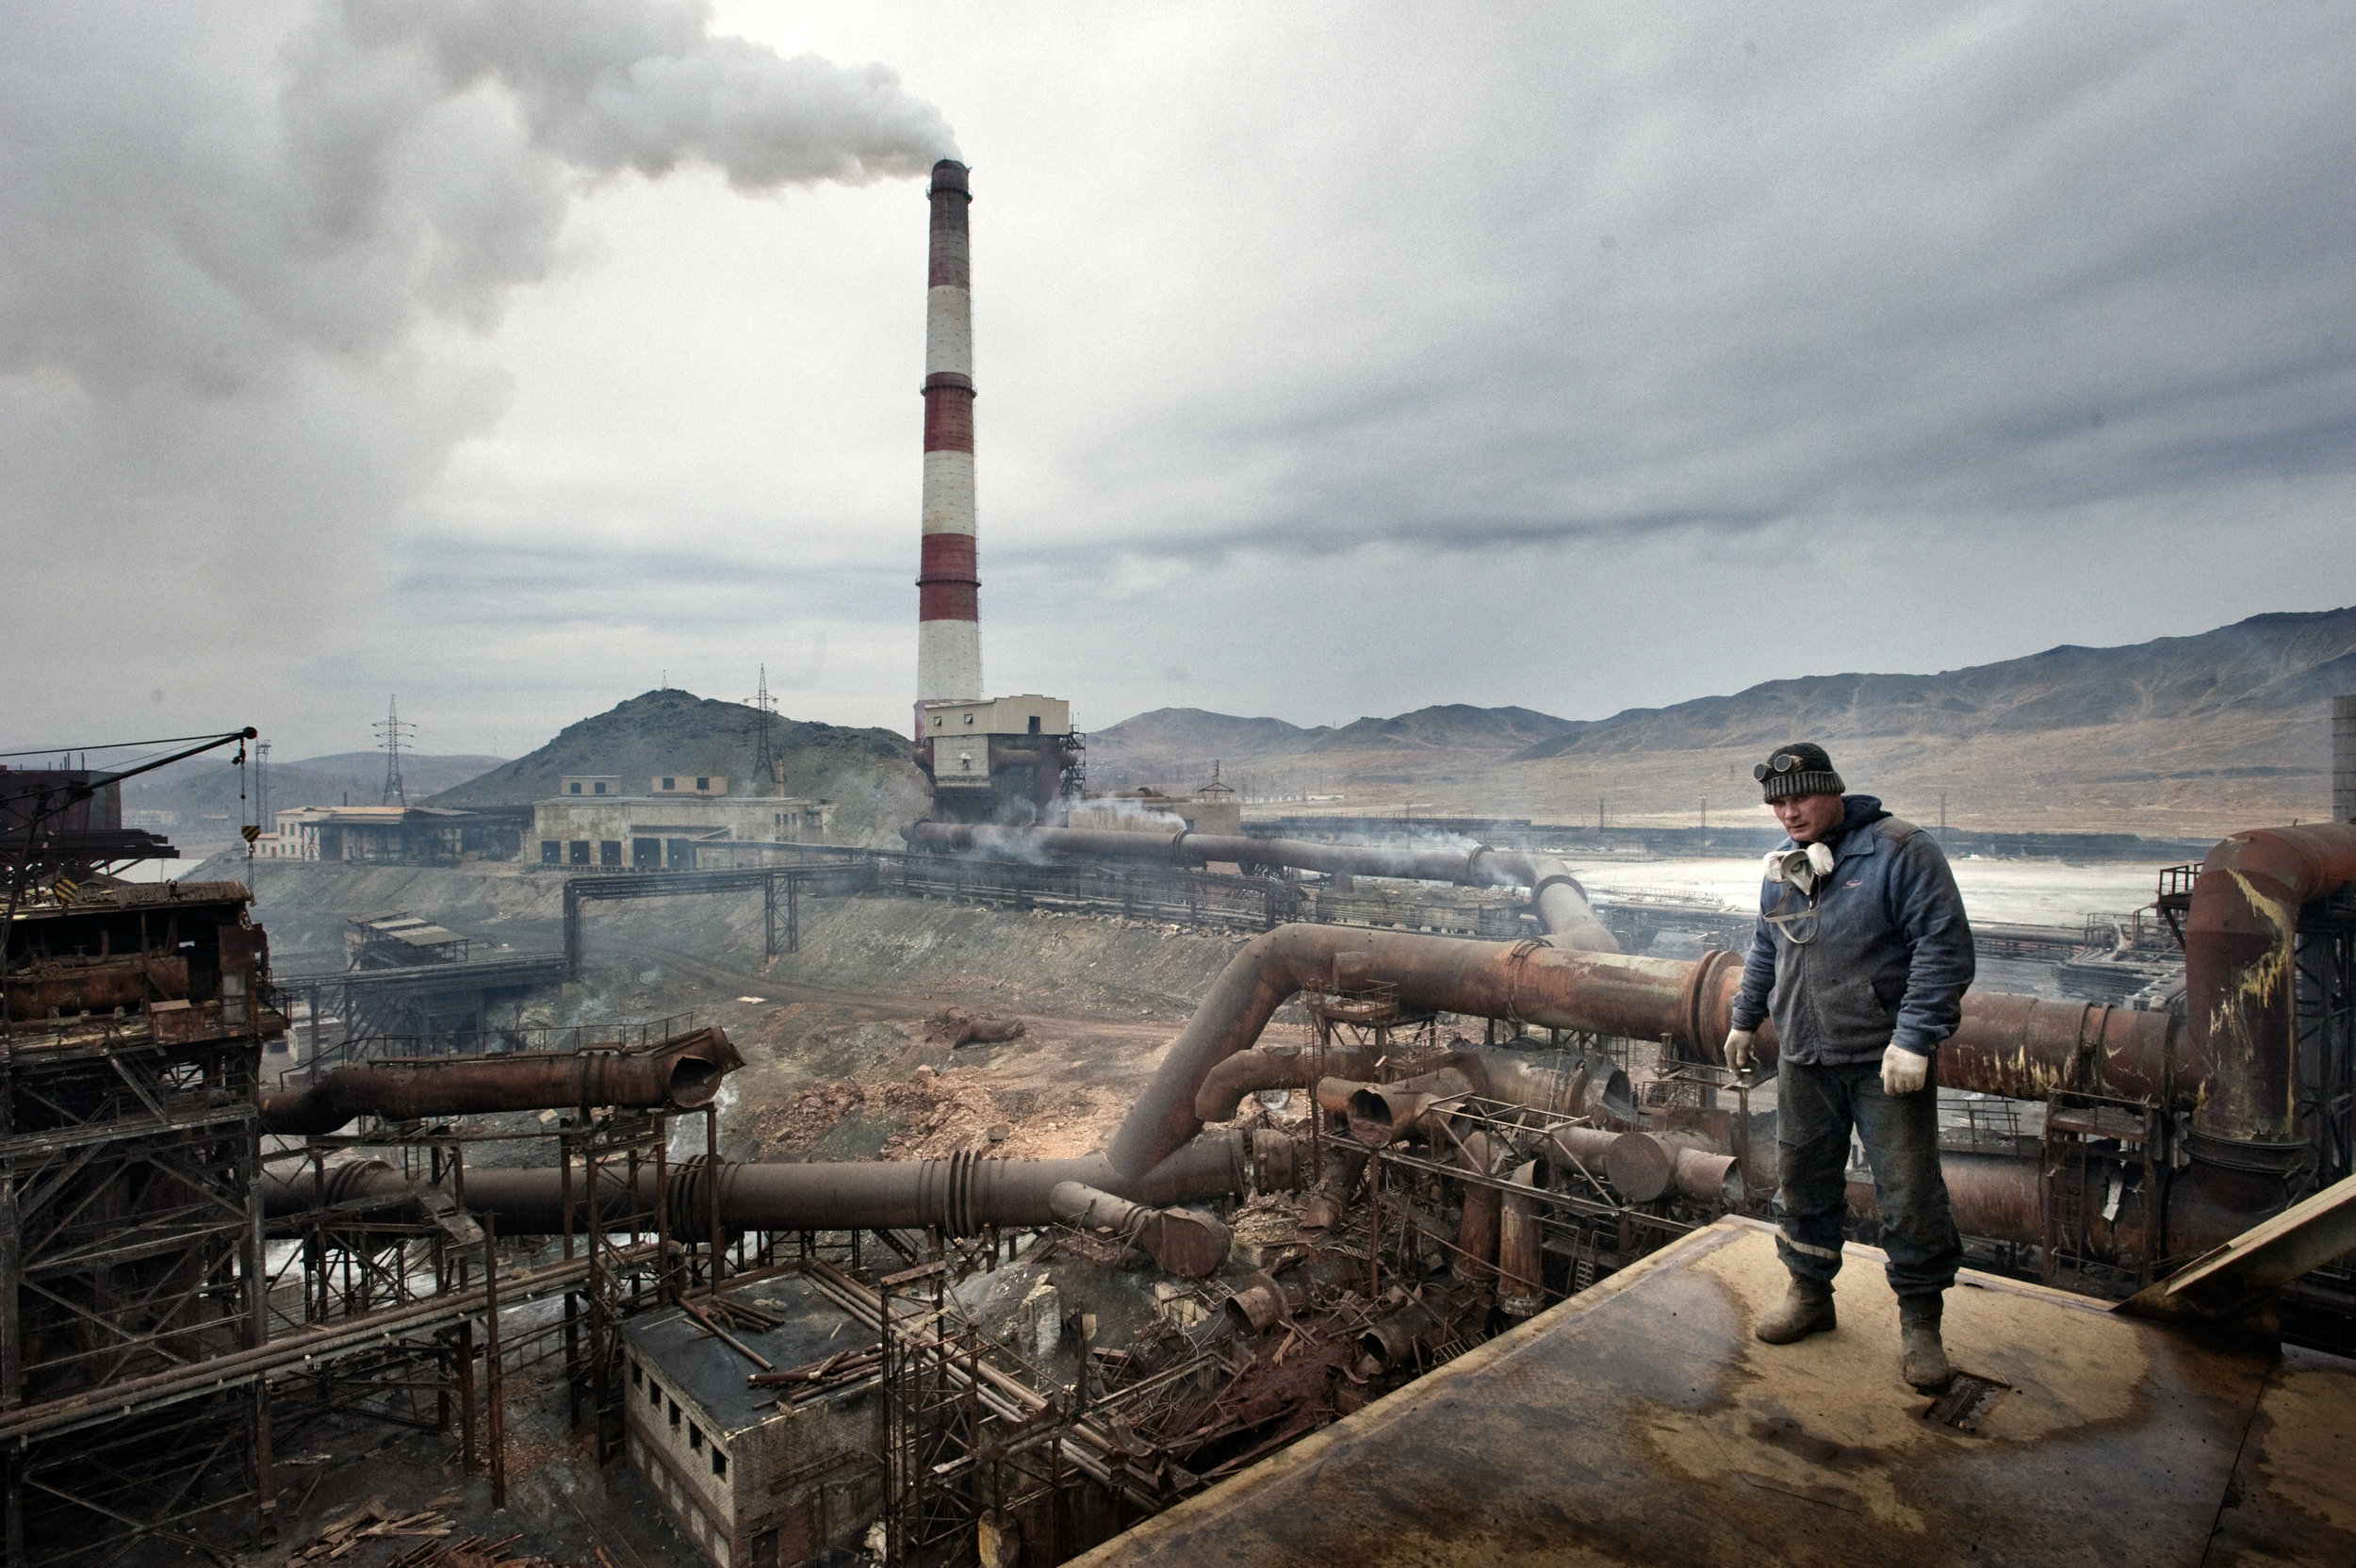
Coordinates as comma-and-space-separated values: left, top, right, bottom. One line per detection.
0, 1, 954, 733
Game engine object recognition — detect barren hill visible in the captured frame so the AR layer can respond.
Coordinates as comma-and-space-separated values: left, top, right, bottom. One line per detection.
123, 750, 506, 825
426, 689, 926, 844
1095, 609, 2356, 836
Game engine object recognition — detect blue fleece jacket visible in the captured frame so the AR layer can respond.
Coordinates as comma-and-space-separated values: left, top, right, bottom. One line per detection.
1729, 794, 1975, 1066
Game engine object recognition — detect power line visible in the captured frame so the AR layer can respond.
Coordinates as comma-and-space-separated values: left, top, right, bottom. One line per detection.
375, 695, 416, 807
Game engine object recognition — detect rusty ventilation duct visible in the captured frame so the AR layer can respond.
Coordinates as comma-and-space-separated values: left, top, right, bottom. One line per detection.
902, 822, 1619, 951
257, 1027, 743, 1136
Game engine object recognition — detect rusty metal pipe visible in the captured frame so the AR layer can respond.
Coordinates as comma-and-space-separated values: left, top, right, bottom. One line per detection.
1845, 1152, 2273, 1266
1048, 1181, 1233, 1278
332, 1131, 1258, 1239
904, 824, 1619, 950
2181, 824, 2356, 1147
1193, 1042, 1380, 1123
1111, 925, 2200, 1183
1454, 1131, 1503, 1286
1497, 1161, 1545, 1318
257, 1026, 743, 1136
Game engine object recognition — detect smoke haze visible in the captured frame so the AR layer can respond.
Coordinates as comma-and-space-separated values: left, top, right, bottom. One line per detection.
1, 0, 951, 733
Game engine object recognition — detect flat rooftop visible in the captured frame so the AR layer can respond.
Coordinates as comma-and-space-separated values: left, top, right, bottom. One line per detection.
622, 1272, 868, 1437
1074, 1217, 2356, 1568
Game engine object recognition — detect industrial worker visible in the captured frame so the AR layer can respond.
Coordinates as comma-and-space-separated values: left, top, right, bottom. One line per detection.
1722, 743, 1973, 1391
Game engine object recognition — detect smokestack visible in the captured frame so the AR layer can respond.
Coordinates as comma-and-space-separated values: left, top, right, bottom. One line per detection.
2335, 694, 2356, 823
916, 158, 981, 709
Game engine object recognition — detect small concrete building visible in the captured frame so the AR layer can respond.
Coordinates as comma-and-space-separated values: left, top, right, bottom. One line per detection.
269, 805, 512, 864
532, 792, 833, 870
623, 1275, 882, 1567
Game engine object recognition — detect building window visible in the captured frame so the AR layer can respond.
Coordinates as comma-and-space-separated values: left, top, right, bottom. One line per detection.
599, 841, 622, 866
629, 1361, 641, 1386
569, 841, 591, 865
711, 1449, 727, 1479
649, 1380, 662, 1409
541, 841, 560, 865
688, 1423, 703, 1451
594, 781, 608, 794
695, 776, 710, 792
668, 1397, 680, 1428
662, 776, 675, 791
569, 782, 582, 794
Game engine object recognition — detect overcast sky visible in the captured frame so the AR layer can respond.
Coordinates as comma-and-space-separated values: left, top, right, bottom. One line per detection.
4, 1, 2351, 765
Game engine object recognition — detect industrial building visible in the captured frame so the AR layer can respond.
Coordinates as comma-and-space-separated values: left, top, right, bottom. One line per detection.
269, 803, 521, 864
622, 1276, 882, 1566
531, 788, 834, 869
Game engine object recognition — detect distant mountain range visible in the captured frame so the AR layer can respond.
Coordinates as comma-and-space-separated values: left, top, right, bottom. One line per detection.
122, 750, 507, 830
1089, 608, 2356, 837
426, 689, 926, 845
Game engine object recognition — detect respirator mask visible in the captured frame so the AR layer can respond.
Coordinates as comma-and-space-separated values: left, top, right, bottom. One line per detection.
1762, 841, 1838, 894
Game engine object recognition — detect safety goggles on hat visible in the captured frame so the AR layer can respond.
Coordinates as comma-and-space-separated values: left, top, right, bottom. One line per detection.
1754, 752, 1808, 782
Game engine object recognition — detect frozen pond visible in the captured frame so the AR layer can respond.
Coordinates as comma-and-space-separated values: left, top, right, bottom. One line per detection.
1569, 856, 2175, 928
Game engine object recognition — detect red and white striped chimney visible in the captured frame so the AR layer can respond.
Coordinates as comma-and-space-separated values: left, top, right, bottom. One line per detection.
916, 158, 981, 708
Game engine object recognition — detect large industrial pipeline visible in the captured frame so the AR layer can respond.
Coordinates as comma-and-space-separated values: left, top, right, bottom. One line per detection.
258, 1027, 744, 1136
269, 824, 2351, 1269
902, 822, 1619, 952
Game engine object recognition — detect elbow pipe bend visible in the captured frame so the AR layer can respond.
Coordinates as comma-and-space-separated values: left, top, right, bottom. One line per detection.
2180, 824, 2356, 1149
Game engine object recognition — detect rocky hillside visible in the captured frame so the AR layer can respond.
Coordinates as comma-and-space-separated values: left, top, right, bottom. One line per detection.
425, 689, 927, 845
1093, 609, 2356, 836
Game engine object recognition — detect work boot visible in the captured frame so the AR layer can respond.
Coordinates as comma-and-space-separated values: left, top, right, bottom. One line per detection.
1899, 1296, 1951, 1391
1754, 1278, 1837, 1345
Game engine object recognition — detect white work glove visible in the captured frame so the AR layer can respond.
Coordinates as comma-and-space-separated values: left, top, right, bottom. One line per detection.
1880, 1045, 1930, 1096
1724, 1028, 1757, 1071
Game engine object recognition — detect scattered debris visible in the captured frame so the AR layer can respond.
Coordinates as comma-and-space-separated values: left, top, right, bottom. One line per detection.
285, 1498, 455, 1566
925, 1006, 1028, 1048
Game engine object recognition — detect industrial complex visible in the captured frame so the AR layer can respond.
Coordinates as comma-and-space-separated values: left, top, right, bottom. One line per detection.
6, 161, 2356, 1568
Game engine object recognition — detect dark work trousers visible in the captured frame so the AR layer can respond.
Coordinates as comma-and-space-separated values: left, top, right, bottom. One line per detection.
1774, 1056, 1962, 1304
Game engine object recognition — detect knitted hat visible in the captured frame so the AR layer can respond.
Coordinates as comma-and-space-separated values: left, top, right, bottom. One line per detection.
1755, 742, 1844, 803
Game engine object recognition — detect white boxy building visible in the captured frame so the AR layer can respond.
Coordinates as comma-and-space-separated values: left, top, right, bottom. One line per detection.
531, 789, 834, 870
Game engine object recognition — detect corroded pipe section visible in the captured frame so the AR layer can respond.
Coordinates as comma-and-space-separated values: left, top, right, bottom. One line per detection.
411, 1131, 1256, 1240
1111, 924, 2202, 1183
1453, 1132, 1504, 1286
1357, 1284, 1486, 1371
1193, 1041, 1380, 1123
1845, 1151, 2273, 1265
903, 824, 1619, 950
258, 1027, 742, 1136
2181, 825, 2356, 1147
1497, 1162, 1545, 1318
1049, 1181, 1233, 1278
